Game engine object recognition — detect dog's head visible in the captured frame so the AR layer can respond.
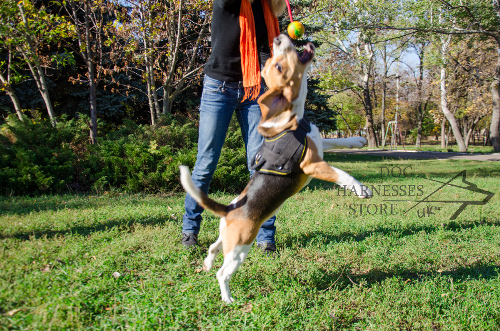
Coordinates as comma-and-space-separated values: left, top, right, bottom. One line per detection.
258, 34, 315, 132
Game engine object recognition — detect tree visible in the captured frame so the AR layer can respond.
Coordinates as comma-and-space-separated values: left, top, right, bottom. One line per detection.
0, 0, 73, 126
354, 0, 500, 151
316, 27, 379, 147
329, 93, 366, 137
64, 0, 108, 144
408, 41, 431, 148
446, 37, 495, 147
314, 0, 420, 147
112, 0, 210, 125
439, 33, 468, 152
0, 46, 24, 120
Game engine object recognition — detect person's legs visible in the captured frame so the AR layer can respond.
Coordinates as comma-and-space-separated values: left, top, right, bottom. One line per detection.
236, 86, 277, 248
182, 76, 238, 238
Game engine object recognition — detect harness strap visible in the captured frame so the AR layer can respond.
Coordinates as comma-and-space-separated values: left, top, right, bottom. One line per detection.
251, 116, 312, 175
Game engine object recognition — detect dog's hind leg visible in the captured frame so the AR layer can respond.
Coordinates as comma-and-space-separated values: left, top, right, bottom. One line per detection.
216, 223, 254, 303
216, 243, 252, 304
203, 237, 222, 272
203, 218, 227, 271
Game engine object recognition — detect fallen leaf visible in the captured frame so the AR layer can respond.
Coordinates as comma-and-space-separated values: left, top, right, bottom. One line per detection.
6, 308, 22, 316
242, 303, 253, 313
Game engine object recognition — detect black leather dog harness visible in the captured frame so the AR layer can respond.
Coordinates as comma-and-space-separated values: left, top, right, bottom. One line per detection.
251, 117, 311, 175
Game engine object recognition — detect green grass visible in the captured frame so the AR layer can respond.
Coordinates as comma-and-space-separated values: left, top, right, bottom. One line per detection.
1, 155, 499, 330
367, 141, 496, 153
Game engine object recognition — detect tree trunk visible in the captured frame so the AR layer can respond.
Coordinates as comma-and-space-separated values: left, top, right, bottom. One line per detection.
415, 45, 425, 148
338, 109, 353, 136
440, 66, 467, 152
0, 49, 24, 120
441, 118, 446, 148
146, 70, 156, 126
18, 3, 56, 127
361, 42, 377, 148
363, 83, 378, 147
0, 74, 23, 120
151, 61, 161, 118
162, 85, 173, 114
143, 43, 160, 124
416, 103, 423, 148
440, 37, 467, 152
490, 77, 500, 152
85, 0, 98, 144
466, 128, 474, 147
88, 60, 98, 144
381, 81, 386, 147
163, 97, 174, 114
29, 60, 57, 126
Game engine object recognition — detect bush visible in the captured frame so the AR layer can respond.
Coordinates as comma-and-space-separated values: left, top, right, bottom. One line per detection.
0, 116, 80, 195
0, 114, 249, 195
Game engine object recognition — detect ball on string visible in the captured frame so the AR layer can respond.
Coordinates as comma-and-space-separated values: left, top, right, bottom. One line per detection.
287, 21, 304, 40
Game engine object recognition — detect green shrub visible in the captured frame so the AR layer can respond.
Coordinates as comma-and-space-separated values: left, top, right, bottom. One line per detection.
0, 114, 249, 195
0, 116, 80, 195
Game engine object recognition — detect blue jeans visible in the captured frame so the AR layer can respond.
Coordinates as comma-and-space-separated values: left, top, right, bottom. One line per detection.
182, 75, 276, 244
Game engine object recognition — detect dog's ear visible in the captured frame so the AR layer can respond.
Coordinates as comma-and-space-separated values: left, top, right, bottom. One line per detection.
268, 0, 287, 17
258, 86, 293, 121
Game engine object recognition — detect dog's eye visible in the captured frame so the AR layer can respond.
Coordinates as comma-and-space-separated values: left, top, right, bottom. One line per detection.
275, 63, 282, 73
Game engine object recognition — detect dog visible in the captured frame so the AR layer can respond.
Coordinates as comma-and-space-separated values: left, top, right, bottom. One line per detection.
179, 34, 372, 303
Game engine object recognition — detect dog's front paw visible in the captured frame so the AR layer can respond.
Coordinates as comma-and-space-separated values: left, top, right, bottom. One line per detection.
221, 295, 235, 304
356, 183, 373, 199
335, 169, 372, 199
202, 260, 212, 272
347, 137, 368, 148
349, 180, 372, 199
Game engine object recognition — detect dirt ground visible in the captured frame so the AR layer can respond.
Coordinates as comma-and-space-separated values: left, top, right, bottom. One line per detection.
326, 149, 500, 161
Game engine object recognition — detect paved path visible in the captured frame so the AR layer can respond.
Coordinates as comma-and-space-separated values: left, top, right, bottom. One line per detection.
326, 149, 500, 161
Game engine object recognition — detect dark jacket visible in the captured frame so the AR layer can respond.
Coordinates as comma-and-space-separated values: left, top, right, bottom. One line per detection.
204, 0, 271, 82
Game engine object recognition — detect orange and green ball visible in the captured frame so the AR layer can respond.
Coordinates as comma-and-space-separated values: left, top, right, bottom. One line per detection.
287, 21, 304, 40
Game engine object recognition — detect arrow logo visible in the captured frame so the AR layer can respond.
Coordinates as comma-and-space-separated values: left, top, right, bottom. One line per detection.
386, 170, 494, 220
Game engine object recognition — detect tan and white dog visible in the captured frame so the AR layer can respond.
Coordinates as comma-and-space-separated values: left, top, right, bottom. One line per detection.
179, 34, 372, 303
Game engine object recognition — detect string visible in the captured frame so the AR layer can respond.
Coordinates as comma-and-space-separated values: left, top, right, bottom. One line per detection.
285, 0, 293, 22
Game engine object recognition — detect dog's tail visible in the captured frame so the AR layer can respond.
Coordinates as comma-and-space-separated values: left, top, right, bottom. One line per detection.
179, 165, 229, 217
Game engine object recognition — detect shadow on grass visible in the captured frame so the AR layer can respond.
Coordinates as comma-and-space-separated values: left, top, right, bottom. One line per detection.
312, 263, 500, 292
0, 215, 178, 241
0, 203, 102, 218
0, 194, 177, 217
280, 218, 500, 288
279, 216, 500, 291
281, 218, 500, 249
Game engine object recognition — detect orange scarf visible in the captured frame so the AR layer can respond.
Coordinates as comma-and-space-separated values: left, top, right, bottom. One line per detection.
239, 0, 280, 101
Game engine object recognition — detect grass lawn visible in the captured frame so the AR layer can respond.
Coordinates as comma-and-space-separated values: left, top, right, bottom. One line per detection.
367, 141, 496, 154
1, 155, 499, 330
